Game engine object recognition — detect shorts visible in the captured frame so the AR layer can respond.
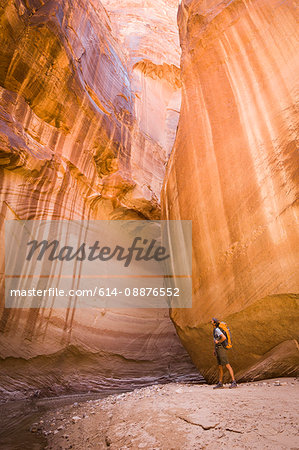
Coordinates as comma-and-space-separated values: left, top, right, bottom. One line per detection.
215, 346, 229, 366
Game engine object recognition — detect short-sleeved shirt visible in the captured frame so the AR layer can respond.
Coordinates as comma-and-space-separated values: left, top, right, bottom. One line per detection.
213, 327, 226, 348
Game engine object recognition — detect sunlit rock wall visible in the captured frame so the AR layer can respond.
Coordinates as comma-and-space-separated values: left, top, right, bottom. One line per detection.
162, 0, 299, 381
0, 0, 201, 400
102, 0, 181, 157
0, 0, 166, 221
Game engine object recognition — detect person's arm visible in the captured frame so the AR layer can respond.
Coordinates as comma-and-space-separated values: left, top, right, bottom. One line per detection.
214, 332, 226, 345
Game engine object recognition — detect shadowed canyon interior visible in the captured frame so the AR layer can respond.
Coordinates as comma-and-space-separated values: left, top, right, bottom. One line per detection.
0, 0, 298, 399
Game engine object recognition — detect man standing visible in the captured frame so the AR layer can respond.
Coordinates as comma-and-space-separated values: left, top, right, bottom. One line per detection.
212, 318, 237, 389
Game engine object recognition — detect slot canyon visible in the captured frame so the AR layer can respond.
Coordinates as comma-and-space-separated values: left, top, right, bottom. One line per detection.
0, 0, 298, 405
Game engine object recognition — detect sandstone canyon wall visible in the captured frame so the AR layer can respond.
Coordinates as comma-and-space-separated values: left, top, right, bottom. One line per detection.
162, 0, 299, 382
0, 0, 201, 401
101, 0, 182, 156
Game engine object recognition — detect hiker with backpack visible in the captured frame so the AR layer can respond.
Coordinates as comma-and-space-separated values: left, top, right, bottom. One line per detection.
212, 318, 237, 389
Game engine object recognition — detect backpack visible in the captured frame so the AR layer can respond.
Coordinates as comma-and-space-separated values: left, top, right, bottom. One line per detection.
218, 322, 233, 349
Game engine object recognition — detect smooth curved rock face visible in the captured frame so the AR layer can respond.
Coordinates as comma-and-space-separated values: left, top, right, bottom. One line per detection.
236, 339, 299, 382
0, 0, 166, 221
0, 0, 201, 400
162, 0, 299, 381
0, 308, 200, 399
101, 0, 181, 156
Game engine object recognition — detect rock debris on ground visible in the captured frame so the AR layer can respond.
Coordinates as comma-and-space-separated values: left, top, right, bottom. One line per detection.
32, 378, 299, 449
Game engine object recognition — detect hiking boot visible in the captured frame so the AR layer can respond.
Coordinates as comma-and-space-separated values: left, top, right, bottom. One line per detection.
213, 382, 224, 389
229, 380, 237, 389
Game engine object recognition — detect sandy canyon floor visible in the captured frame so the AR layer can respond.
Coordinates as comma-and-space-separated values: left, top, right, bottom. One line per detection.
34, 378, 299, 449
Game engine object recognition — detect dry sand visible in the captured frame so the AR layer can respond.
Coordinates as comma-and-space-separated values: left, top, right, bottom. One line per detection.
38, 378, 299, 449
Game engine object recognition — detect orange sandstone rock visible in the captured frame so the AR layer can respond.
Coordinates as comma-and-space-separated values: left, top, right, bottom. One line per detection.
162, 0, 299, 381
0, 0, 199, 399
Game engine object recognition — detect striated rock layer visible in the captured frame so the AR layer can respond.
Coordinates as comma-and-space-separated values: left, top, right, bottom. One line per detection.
162, 0, 299, 381
0, 0, 201, 400
101, 0, 182, 156
0, 0, 167, 221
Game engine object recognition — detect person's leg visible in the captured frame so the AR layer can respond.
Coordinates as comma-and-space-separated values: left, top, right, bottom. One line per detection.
213, 364, 224, 388
226, 364, 237, 388
226, 363, 235, 381
218, 365, 223, 383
